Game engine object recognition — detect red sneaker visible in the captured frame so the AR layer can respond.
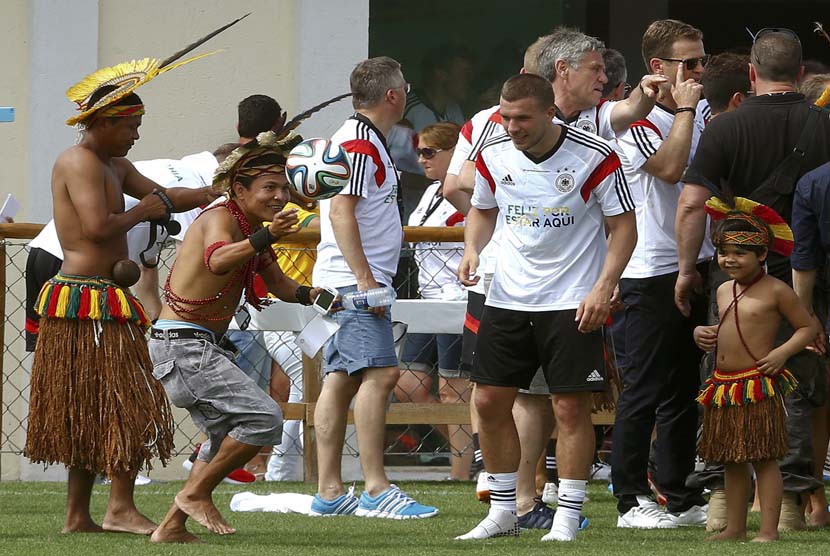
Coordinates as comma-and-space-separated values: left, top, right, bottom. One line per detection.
224, 467, 256, 484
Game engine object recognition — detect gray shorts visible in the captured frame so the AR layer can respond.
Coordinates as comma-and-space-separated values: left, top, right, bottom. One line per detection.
148, 334, 283, 462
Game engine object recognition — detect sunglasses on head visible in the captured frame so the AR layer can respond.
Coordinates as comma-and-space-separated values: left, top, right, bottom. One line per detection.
416, 147, 444, 159
659, 54, 710, 71
750, 27, 801, 44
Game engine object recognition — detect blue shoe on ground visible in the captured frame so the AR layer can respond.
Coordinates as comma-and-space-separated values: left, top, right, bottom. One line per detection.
310, 486, 359, 516
355, 484, 439, 519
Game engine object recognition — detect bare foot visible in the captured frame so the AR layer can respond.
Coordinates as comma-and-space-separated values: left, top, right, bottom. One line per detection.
150, 523, 201, 544
62, 518, 104, 533
706, 529, 747, 542
749, 499, 761, 512
174, 492, 235, 535
807, 509, 829, 528
103, 508, 157, 535
751, 532, 779, 542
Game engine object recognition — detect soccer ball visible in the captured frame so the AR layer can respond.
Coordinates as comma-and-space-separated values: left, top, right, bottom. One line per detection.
285, 138, 352, 200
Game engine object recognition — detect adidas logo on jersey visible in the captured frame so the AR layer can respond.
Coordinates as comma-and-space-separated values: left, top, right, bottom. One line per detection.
586, 370, 603, 382
500, 174, 515, 186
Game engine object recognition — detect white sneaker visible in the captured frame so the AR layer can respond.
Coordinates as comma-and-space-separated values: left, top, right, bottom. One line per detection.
134, 473, 152, 486
668, 504, 707, 527
541, 482, 558, 505
617, 496, 677, 529
589, 462, 612, 482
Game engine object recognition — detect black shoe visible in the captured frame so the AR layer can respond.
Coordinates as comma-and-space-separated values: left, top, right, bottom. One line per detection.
517, 499, 555, 529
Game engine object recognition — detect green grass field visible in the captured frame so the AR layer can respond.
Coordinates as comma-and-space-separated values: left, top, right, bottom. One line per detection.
1, 481, 828, 555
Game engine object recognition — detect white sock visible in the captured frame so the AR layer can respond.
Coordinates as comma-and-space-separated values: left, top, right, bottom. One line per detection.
542, 478, 587, 542
455, 508, 518, 540
487, 472, 517, 513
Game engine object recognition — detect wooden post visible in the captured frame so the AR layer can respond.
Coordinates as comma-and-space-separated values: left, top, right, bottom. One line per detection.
302, 353, 322, 483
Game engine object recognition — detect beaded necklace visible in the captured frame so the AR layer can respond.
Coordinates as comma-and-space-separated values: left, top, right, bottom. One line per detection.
163, 199, 265, 321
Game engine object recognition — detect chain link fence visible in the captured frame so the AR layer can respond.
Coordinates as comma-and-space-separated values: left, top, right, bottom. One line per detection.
2, 231, 473, 481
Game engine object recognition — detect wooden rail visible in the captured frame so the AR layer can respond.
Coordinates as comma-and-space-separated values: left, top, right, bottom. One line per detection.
0, 222, 614, 483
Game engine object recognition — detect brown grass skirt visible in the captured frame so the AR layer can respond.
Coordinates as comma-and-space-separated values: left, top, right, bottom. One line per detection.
698, 394, 788, 464
23, 317, 174, 475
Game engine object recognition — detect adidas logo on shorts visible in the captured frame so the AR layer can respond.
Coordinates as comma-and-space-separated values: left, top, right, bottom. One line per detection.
500, 174, 515, 186
586, 369, 603, 382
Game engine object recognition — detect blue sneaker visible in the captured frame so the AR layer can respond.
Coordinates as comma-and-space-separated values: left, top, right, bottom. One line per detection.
355, 485, 438, 519
310, 486, 359, 516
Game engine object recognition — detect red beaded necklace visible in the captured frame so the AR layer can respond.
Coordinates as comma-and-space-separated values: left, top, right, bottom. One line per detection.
163, 199, 264, 321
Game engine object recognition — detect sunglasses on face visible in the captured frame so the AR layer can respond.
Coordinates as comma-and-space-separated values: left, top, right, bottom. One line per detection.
659, 54, 710, 71
416, 147, 444, 159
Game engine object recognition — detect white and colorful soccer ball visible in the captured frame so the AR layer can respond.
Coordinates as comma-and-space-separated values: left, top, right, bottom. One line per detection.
285, 138, 351, 200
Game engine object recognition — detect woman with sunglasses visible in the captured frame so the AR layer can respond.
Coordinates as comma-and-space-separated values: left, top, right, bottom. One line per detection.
394, 121, 473, 480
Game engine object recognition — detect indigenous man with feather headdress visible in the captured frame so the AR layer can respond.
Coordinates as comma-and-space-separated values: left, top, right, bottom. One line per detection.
23, 18, 244, 535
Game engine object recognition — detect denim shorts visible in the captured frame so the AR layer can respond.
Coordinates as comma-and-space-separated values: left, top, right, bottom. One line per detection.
401, 333, 466, 378
148, 334, 283, 461
322, 285, 399, 375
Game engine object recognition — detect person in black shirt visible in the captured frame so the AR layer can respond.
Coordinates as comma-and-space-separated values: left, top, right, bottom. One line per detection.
675, 28, 830, 531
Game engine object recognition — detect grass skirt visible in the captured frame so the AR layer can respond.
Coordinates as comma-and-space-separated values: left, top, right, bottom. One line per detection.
697, 367, 795, 463
24, 317, 174, 475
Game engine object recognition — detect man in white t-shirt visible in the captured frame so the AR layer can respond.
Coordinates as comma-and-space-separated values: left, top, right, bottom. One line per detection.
611, 19, 710, 530
455, 74, 636, 542
443, 33, 661, 525
310, 57, 437, 519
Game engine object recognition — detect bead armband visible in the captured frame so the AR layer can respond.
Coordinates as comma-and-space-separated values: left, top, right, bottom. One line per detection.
249, 227, 276, 253
153, 189, 175, 213
295, 285, 313, 306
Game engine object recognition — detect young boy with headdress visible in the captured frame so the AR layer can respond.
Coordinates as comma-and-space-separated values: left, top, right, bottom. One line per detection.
21, 19, 247, 534
693, 197, 817, 542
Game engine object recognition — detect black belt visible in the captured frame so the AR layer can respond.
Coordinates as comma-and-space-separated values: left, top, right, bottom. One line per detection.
150, 327, 240, 356
150, 327, 217, 343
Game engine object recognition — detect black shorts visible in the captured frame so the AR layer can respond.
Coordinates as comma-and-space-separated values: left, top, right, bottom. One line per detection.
460, 291, 486, 372
472, 306, 606, 393
25, 247, 62, 352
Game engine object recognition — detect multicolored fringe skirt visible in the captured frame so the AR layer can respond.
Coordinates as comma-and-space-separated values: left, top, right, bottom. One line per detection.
23, 273, 173, 475
697, 367, 797, 463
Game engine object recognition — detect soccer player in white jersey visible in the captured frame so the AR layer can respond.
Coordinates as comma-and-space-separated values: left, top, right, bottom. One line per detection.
311, 57, 437, 519
611, 19, 710, 530
455, 74, 636, 542
442, 34, 660, 523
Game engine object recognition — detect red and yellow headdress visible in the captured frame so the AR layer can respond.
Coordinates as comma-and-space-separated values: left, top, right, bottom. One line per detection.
66, 14, 249, 127
704, 196, 794, 256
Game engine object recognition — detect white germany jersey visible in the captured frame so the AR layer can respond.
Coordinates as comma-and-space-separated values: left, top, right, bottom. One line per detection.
314, 114, 403, 288
617, 103, 713, 279
447, 105, 503, 294
553, 99, 616, 140
408, 181, 465, 299
473, 126, 634, 311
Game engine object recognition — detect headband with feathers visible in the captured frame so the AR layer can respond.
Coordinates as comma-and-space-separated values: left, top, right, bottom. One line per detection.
212, 92, 351, 193
705, 196, 794, 256
66, 14, 250, 126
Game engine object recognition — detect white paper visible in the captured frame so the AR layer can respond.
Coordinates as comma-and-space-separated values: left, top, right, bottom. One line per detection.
0, 194, 20, 220
295, 313, 340, 357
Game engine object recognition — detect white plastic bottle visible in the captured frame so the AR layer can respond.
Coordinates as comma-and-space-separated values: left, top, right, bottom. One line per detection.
341, 286, 396, 310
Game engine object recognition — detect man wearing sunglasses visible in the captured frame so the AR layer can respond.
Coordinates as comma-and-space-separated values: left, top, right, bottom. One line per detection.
676, 27, 830, 531
611, 18, 711, 530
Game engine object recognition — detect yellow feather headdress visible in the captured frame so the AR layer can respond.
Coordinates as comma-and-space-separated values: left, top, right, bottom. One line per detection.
66, 14, 249, 126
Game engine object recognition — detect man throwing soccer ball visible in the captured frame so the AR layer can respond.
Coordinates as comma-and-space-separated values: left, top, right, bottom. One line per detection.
148, 131, 325, 543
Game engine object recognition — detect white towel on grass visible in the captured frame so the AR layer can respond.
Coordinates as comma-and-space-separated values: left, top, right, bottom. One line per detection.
230, 492, 314, 514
